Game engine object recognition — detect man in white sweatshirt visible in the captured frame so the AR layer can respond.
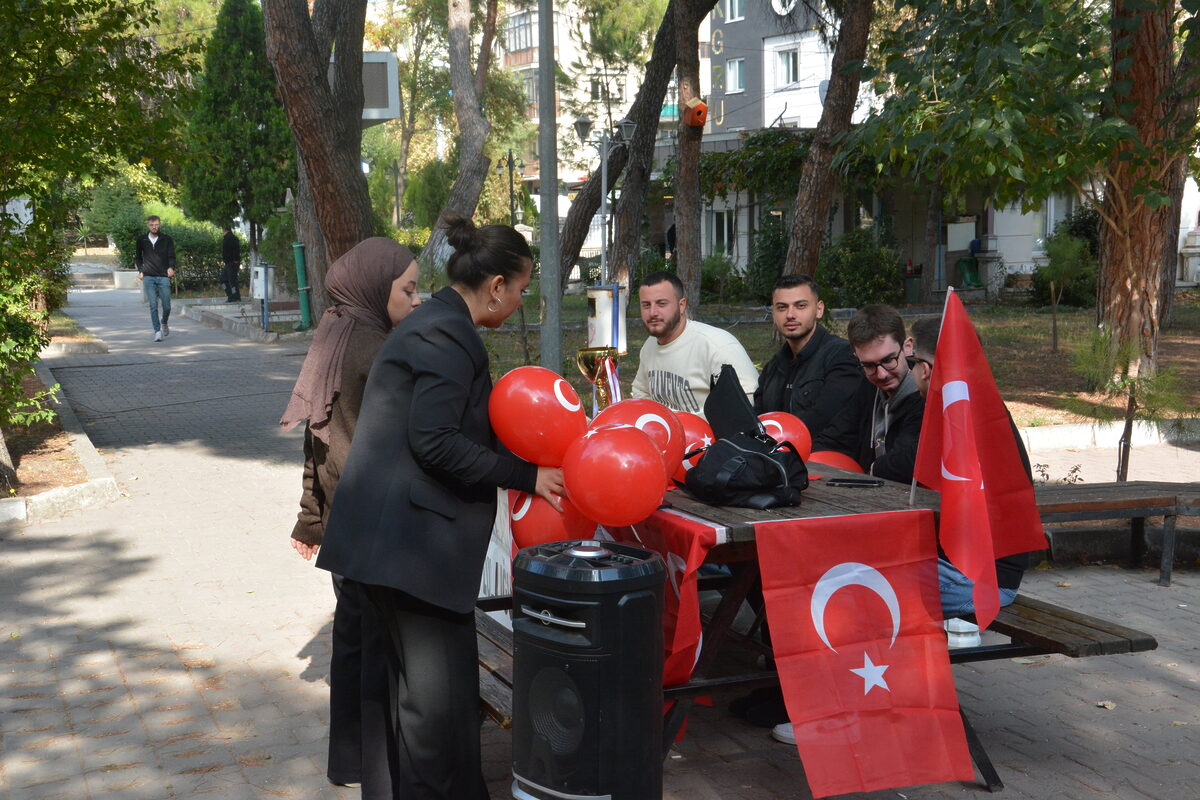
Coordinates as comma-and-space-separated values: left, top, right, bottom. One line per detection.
631, 271, 758, 419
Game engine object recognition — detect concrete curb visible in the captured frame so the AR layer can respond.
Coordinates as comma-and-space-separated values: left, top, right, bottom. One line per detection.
40, 340, 109, 355
181, 299, 312, 344
1021, 417, 1200, 452
0, 363, 121, 523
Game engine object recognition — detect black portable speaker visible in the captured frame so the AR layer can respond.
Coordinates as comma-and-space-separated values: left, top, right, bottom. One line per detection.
511, 541, 665, 800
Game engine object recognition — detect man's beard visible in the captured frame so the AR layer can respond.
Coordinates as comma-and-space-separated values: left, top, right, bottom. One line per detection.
650, 307, 683, 339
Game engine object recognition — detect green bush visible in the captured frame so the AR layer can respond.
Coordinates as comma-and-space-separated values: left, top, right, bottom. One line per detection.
744, 214, 788, 304
1031, 216, 1098, 308
700, 249, 741, 304
405, 159, 456, 228
114, 202, 226, 291
818, 227, 903, 308
391, 226, 431, 258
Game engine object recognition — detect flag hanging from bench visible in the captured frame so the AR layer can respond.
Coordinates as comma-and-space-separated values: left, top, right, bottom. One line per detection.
756, 509, 973, 798
913, 289, 1047, 630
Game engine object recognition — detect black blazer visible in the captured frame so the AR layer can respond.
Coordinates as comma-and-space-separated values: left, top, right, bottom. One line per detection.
316, 287, 537, 614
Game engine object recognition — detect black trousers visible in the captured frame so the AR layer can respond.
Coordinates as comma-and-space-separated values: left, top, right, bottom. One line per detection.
222, 261, 240, 299
362, 582, 489, 800
328, 576, 392, 792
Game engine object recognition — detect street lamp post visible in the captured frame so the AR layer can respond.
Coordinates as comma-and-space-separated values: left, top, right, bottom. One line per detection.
495, 149, 525, 227
574, 116, 637, 285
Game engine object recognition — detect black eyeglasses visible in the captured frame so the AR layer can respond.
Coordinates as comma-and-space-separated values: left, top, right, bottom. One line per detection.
858, 350, 902, 373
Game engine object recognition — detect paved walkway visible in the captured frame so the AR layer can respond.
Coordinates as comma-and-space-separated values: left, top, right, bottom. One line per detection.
1, 286, 1197, 799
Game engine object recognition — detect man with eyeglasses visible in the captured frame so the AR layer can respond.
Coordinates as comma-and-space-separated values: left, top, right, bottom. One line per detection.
812, 304, 924, 483
753, 275, 865, 439
909, 316, 1037, 620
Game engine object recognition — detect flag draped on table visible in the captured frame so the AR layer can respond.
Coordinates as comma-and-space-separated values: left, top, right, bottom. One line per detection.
756, 510, 973, 797
604, 508, 721, 687
913, 289, 1047, 630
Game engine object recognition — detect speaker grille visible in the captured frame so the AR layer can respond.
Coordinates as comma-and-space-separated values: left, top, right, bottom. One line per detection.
528, 665, 585, 756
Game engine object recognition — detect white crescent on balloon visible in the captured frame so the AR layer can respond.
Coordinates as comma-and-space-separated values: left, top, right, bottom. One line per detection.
635, 413, 672, 441
553, 379, 583, 413
810, 561, 901, 653
762, 419, 785, 439
940, 380, 972, 482
511, 492, 533, 521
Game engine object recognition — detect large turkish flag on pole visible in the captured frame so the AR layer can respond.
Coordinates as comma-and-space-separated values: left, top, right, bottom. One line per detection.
913, 289, 1047, 630
756, 510, 974, 797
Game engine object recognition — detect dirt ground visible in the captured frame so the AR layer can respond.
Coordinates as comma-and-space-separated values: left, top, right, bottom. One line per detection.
4, 374, 88, 497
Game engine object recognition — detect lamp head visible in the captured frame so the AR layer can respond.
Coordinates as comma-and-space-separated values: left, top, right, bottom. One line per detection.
618, 118, 638, 143
574, 115, 594, 143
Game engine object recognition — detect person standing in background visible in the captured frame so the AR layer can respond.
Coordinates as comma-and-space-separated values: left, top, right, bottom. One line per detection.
221, 227, 242, 302
135, 215, 176, 342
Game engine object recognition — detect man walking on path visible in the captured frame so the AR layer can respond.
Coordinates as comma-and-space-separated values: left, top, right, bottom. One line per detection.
135, 214, 176, 341
222, 226, 242, 302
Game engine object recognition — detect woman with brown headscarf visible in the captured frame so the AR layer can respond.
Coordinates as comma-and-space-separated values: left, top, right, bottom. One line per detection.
280, 236, 421, 791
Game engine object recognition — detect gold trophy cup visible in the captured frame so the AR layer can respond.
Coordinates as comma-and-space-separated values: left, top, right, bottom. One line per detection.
576, 346, 619, 409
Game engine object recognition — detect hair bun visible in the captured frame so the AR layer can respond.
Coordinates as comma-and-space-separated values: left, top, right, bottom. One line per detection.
441, 213, 479, 252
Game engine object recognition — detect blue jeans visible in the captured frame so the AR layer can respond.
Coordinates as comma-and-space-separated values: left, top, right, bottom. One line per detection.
143, 276, 171, 332
939, 557, 1018, 620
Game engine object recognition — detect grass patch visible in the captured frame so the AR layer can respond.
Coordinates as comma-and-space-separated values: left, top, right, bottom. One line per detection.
47, 311, 95, 342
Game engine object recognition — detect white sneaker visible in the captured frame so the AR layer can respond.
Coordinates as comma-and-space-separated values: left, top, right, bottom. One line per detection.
945, 618, 982, 648
771, 722, 796, 745
162, 322, 169, 337
154, 330, 163, 342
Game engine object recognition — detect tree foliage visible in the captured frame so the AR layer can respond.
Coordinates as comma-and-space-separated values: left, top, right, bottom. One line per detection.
182, 0, 295, 232
699, 128, 812, 204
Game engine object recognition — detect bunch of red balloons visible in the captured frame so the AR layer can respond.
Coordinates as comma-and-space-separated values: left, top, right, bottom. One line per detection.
489, 367, 694, 538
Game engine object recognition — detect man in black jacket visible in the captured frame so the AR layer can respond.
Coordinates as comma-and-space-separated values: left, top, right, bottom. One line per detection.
221, 227, 241, 302
134, 215, 176, 342
754, 275, 865, 440
813, 304, 924, 483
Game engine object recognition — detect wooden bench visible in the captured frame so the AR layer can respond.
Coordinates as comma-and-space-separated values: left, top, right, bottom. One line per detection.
1035, 480, 1198, 586
475, 592, 1158, 792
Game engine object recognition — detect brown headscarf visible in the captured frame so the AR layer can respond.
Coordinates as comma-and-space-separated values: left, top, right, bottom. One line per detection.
279, 237, 415, 442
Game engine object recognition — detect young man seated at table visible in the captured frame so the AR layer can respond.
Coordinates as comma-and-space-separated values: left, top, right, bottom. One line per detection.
753, 274, 866, 441
631, 271, 758, 419
908, 316, 1038, 620
811, 304, 925, 484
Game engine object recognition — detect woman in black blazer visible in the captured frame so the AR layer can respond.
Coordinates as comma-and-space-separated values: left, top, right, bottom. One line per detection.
316, 214, 563, 799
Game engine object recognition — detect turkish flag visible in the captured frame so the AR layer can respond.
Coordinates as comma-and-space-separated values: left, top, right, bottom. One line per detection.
756, 510, 974, 797
604, 507, 720, 687
913, 290, 1047, 630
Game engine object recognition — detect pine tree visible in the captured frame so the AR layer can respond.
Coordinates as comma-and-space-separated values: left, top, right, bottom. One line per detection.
182, 0, 294, 248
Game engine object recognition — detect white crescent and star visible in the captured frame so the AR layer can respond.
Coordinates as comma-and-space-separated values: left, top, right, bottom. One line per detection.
810, 561, 900, 695
762, 419, 784, 439
635, 412, 672, 441
553, 379, 582, 413
939, 380, 984, 487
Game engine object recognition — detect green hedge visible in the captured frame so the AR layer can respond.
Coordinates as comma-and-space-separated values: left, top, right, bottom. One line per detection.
113, 202, 230, 291
818, 228, 903, 308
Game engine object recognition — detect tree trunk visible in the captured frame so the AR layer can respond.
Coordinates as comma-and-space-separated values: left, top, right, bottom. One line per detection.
264, 0, 374, 264
783, 0, 875, 278
419, 0, 496, 275
0, 429, 16, 493
1157, 44, 1200, 331
921, 173, 943, 301
1096, 0, 1174, 374
1050, 282, 1059, 352
295, 156, 330, 315
673, 0, 710, 310
607, 0, 682, 289
558, 0, 692, 293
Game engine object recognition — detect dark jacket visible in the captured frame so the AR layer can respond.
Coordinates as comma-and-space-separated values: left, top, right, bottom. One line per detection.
813, 374, 925, 484
135, 232, 176, 277
754, 325, 866, 439
995, 412, 1035, 589
290, 324, 388, 546
222, 231, 240, 265
316, 287, 537, 614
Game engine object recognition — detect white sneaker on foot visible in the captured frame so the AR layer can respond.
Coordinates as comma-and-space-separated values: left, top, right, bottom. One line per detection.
771, 722, 796, 745
153, 330, 163, 342
162, 322, 169, 337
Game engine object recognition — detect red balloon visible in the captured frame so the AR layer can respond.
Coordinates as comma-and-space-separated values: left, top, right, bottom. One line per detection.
671, 412, 715, 484
563, 425, 667, 526
591, 399, 686, 477
489, 366, 587, 466
758, 412, 813, 460
807, 450, 866, 474
508, 490, 597, 548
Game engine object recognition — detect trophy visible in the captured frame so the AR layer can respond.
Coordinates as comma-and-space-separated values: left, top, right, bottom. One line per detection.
576, 346, 619, 410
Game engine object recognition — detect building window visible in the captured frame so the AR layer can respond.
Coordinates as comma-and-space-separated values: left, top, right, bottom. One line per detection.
776, 48, 800, 86
709, 208, 737, 256
726, 0, 744, 21
506, 11, 536, 52
726, 58, 744, 93
523, 73, 539, 106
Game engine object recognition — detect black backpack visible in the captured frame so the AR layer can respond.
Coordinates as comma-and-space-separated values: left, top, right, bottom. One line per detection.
678, 363, 808, 509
